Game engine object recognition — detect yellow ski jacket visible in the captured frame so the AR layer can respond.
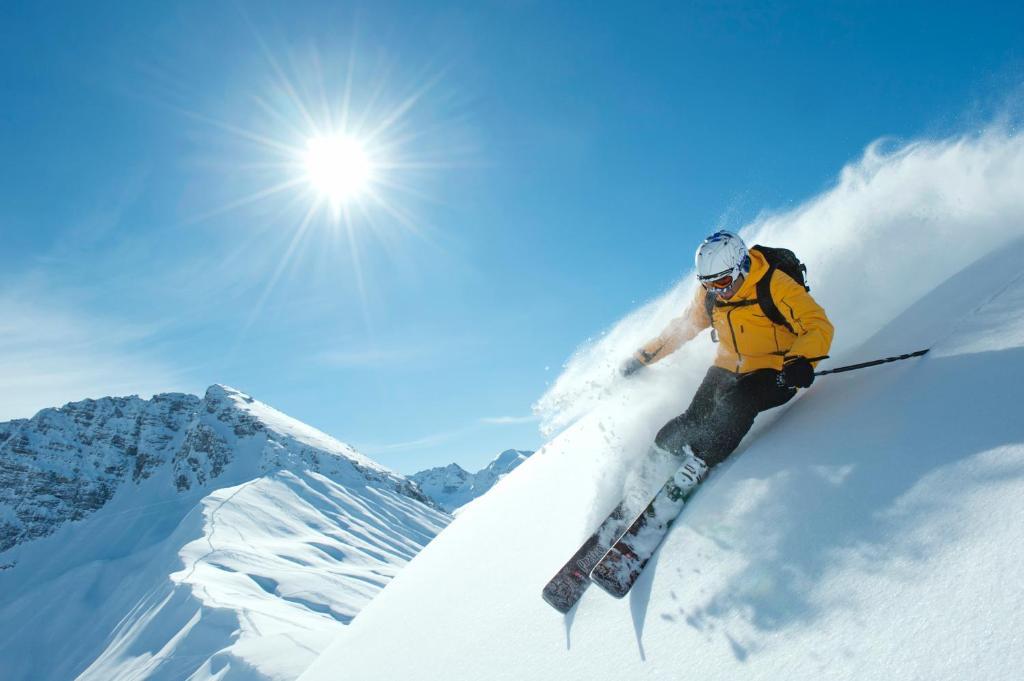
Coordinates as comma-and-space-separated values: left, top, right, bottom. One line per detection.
636, 249, 834, 374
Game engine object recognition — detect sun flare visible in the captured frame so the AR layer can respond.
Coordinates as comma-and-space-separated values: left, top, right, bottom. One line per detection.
303, 134, 373, 205
186, 41, 456, 333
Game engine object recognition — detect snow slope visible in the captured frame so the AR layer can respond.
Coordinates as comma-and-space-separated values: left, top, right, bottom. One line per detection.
300, 129, 1024, 681
411, 449, 533, 512
0, 385, 449, 681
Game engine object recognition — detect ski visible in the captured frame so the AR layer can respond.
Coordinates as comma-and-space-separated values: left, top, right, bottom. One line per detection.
589, 453, 707, 599
541, 500, 632, 613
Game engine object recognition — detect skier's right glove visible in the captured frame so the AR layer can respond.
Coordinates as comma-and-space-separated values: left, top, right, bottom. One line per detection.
779, 356, 815, 389
620, 356, 646, 378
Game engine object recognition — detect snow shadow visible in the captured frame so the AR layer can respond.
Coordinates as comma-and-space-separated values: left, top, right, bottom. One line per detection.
649, 324, 1024, 659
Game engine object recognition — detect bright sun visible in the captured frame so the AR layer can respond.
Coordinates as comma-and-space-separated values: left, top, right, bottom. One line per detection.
191, 45, 451, 331
303, 134, 373, 206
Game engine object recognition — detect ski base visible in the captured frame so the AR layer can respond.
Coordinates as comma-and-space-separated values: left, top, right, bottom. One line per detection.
541, 501, 630, 613
590, 455, 707, 598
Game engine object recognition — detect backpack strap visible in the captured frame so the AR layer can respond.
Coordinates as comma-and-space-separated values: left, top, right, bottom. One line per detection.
755, 267, 795, 333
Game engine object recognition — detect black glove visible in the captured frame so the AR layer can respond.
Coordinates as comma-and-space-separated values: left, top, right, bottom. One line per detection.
779, 356, 815, 388
621, 357, 646, 378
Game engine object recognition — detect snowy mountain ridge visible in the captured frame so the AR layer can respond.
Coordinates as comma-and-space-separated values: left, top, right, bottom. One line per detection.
411, 448, 533, 512
0, 384, 449, 681
0, 384, 432, 555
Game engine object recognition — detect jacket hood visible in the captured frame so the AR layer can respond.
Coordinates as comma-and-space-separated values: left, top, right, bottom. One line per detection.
732, 247, 770, 299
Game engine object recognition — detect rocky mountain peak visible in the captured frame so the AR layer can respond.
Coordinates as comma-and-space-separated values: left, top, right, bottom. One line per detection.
412, 449, 534, 512
0, 385, 434, 554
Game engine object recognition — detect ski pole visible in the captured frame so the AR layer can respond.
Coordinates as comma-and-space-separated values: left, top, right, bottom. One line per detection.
814, 348, 930, 377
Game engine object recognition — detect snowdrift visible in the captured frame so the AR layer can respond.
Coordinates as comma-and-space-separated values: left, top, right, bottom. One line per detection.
300, 129, 1024, 681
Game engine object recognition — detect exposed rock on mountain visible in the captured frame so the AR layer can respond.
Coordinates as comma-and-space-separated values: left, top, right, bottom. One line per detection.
0, 385, 434, 553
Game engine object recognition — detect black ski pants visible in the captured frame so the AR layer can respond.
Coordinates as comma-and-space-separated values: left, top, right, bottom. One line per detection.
654, 366, 796, 467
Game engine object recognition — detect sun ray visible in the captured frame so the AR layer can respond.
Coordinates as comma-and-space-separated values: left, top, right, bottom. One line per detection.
341, 200, 376, 334
251, 93, 314, 143
186, 177, 307, 225
244, 16, 320, 135
175, 105, 301, 156
339, 39, 357, 134
215, 191, 312, 275
363, 186, 426, 240
369, 175, 447, 208
183, 27, 463, 344
238, 198, 321, 338
364, 69, 448, 144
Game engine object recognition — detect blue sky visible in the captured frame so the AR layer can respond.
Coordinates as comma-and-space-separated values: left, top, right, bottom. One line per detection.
1, 1, 1021, 473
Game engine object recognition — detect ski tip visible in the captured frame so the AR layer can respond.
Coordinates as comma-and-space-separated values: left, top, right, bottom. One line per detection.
588, 570, 630, 599
590, 578, 629, 599
541, 594, 571, 614
541, 586, 579, 614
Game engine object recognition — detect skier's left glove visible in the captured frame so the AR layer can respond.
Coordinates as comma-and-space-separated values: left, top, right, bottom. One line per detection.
779, 356, 815, 389
621, 357, 646, 378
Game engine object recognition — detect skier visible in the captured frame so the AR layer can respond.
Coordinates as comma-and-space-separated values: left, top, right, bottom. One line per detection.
542, 232, 834, 610
622, 230, 834, 478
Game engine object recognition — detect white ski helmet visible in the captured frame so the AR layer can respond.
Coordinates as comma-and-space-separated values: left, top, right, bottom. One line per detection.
695, 230, 750, 290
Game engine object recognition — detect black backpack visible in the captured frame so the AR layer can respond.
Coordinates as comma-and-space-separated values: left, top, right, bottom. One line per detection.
704, 245, 809, 335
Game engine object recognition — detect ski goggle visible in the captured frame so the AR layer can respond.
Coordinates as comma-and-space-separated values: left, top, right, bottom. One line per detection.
699, 271, 736, 291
